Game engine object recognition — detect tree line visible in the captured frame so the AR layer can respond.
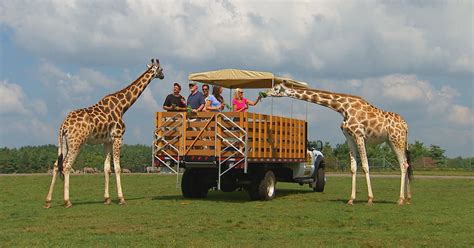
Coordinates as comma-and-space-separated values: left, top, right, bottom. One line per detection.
0, 144, 151, 173
311, 140, 473, 171
0, 141, 472, 173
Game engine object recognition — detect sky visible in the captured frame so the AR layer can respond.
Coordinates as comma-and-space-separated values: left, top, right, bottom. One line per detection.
0, 0, 472, 157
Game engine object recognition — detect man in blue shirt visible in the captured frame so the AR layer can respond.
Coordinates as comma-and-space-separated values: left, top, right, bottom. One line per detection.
187, 82, 205, 112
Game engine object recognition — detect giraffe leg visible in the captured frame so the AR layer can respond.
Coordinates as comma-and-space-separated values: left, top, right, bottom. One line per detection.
63, 148, 80, 208
355, 137, 374, 205
103, 142, 112, 205
44, 163, 59, 209
389, 140, 411, 205
405, 174, 412, 204
394, 149, 409, 205
113, 137, 126, 205
344, 135, 358, 205
63, 166, 72, 208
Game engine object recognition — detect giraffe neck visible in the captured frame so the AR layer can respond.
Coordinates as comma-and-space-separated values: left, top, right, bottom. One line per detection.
99, 69, 155, 115
290, 88, 362, 117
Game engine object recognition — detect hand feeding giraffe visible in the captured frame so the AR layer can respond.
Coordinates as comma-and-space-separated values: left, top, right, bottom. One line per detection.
264, 82, 412, 205
44, 59, 164, 208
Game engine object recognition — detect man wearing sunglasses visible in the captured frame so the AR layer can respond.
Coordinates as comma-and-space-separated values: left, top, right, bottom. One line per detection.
187, 82, 205, 112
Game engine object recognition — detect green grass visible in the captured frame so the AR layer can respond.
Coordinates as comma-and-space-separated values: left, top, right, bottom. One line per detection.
329, 169, 474, 177
1, 174, 473, 247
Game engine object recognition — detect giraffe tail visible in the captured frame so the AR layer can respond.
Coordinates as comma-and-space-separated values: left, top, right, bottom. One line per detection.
57, 130, 67, 179
406, 149, 413, 181
57, 153, 64, 179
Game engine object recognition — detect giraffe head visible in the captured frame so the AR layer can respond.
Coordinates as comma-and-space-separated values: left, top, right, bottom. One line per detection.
147, 58, 165, 80
264, 82, 295, 98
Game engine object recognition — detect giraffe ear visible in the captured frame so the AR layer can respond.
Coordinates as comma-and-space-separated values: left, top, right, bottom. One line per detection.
156, 59, 160, 64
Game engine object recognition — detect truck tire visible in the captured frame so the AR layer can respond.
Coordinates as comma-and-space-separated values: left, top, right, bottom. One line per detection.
181, 169, 209, 198
248, 170, 276, 201
313, 161, 326, 192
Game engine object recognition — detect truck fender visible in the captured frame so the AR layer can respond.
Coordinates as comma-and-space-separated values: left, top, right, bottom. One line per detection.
312, 155, 324, 176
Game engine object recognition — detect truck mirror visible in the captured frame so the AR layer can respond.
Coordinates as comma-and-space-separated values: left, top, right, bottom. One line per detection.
316, 140, 323, 151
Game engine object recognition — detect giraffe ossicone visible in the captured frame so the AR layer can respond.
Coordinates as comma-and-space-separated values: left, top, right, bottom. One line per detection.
264, 82, 413, 205
44, 58, 164, 209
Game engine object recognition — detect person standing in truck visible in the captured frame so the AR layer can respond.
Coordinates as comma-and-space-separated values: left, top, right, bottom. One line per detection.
187, 82, 205, 112
163, 82, 187, 112
232, 88, 261, 112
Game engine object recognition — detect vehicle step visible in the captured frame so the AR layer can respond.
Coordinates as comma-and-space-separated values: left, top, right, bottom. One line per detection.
294, 178, 314, 184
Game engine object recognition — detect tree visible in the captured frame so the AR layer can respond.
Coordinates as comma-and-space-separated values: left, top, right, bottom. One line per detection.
429, 145, 447, 166
408, 140, 429, 161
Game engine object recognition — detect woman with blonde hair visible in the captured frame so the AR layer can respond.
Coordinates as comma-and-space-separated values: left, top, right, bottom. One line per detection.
232, 88, 261, 112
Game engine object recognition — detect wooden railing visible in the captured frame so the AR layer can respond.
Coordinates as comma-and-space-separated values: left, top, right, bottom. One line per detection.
154, 112, 307, 161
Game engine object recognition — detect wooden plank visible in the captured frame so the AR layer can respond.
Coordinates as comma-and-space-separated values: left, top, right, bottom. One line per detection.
257, 114, 262, 158
187, 121, 217, 128
279, 116, 283, 158
216, 115, 222, 157
298, 120, 302, 158
184, 140, 216, 146
252, 113, 256, 158
291, 118, 295, 158
181, 114, 186, 154
263, 115, 267, 158
284, 117, 288, 158
185, 131, 215, 137
185, 150, 215, 156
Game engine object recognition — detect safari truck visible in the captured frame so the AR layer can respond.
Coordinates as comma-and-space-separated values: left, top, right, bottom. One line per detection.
152, 69, 326, 200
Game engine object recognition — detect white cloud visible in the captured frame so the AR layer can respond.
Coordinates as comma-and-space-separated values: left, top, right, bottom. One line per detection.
38, 61, 119, 105
325, 74, 472, 128
448, 105, 474, 126
450, 55, 474, 73
1, 1, 471, 77
0, 80, 28, 114
0, 80, 54, 146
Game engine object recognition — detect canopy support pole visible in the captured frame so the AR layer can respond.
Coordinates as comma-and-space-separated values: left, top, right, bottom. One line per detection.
229, 88, 232, 111
271, 78, 274, 116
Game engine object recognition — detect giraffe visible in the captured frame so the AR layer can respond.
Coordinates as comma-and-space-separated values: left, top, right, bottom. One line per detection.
264, 82, 413, 205
44, 59, 164, 208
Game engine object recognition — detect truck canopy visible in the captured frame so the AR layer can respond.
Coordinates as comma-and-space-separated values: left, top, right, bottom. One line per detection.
188, 69, 309, 89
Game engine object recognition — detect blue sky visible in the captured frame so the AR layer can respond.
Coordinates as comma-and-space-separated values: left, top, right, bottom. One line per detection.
0, 1, 472, 157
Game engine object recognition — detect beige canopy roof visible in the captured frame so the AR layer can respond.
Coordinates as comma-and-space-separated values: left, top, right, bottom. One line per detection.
188, 69, 308, 89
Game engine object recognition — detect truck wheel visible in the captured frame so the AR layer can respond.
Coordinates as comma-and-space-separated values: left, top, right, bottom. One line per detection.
248, 170, 276, 201
313, 161, 326, 192
182, 169, 209, 198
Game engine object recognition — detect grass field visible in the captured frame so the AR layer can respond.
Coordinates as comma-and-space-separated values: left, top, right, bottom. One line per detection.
1, 173, 473, 247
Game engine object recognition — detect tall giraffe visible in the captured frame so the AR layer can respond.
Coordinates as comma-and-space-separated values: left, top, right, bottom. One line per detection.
44, 59, 164, 208
264, 82, 413, 205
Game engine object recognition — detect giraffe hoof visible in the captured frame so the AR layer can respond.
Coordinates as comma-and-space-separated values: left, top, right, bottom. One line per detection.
405, 198, 412, 205
64, 200, 72, 208
104, 198, 112, 205
367, 198, 374, 206
347, 199, 354, 205
118, 198, 126, 205
44, 202, 51, 209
